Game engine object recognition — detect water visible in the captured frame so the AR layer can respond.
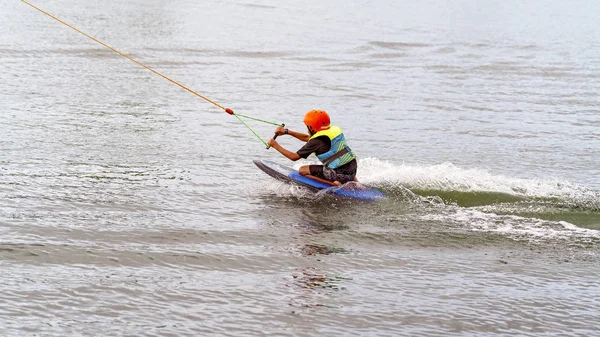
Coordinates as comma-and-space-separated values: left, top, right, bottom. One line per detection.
2, 0, 600, 336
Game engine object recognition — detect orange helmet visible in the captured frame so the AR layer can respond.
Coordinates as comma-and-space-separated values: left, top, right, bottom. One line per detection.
303, 110, 330, 133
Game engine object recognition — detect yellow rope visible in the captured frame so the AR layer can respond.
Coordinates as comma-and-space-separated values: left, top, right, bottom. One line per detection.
21, 0, 226, 111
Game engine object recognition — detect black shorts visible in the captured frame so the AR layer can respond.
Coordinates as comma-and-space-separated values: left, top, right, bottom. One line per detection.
309, 165, 356, 184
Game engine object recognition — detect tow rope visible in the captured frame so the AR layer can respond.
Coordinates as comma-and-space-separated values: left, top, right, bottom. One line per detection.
22, 0, 282, 148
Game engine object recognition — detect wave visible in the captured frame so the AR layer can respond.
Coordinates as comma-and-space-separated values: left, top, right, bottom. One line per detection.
358, 157, 600, 212
354, 158, 600, 231
251, 158, 600, 235
250, 158, 600, 246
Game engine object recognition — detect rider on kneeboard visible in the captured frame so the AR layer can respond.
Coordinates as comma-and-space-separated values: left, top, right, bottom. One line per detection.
267, 110, 358, 186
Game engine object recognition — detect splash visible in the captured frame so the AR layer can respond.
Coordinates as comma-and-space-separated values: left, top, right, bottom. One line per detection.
251, 158, 600, 242
420, 207, 600, 243
357, 157, 600, 212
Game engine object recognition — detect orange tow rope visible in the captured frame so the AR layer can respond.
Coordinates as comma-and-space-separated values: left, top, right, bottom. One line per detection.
21, 0, 226, 111
22, 0, 286, 148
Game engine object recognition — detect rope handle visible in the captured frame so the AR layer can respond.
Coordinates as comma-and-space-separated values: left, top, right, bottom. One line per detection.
266, 123, 284, 149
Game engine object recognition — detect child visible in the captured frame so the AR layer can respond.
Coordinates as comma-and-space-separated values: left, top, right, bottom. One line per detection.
267, 110, 357, 186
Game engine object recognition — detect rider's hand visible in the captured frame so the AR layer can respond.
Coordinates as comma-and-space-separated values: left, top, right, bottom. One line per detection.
274, 126, 286, 136
267, 138, 278, 148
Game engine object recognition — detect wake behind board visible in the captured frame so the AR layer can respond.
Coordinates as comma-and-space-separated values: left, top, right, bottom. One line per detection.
253, 159, 384, 201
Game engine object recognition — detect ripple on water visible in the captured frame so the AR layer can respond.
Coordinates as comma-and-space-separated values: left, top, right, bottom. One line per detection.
3, 0, 600, 335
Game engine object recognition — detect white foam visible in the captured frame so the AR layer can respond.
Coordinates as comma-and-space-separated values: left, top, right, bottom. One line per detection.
421, 207, 600, 242
357, 157, 600, 209
249, 178, 314, 199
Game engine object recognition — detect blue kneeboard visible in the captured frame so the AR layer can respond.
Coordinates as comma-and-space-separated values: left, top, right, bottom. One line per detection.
253, 159, 384, 201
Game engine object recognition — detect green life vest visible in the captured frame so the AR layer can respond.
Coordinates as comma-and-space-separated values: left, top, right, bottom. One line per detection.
309, 126, 356, 169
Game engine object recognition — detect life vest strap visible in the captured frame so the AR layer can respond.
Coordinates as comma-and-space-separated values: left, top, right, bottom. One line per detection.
322, 147, 349, 167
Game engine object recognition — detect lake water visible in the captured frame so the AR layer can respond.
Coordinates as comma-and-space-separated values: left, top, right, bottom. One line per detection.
1, 0, 599, 336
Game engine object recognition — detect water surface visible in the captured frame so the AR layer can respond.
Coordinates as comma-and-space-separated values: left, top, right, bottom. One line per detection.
1, 0, 599, 336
